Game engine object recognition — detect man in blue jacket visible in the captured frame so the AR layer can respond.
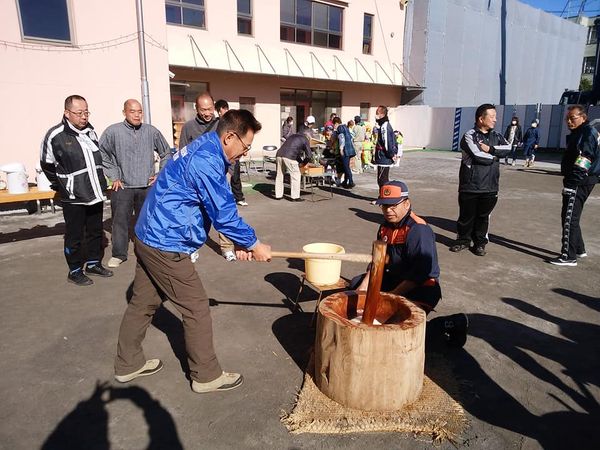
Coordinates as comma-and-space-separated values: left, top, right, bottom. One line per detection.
114, 109, 272, 394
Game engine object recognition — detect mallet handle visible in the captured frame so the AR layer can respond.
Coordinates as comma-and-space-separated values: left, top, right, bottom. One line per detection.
271, 251, 372, 264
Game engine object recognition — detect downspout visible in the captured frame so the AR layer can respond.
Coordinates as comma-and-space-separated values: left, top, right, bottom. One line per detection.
136, 0, 151, 124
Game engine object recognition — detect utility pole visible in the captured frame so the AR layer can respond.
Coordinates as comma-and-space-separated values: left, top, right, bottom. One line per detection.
136, 0, 151, 124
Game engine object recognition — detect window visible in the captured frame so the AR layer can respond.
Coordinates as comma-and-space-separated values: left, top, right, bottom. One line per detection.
238, 0, 252, 35
280, 0, 343, 49
360, 103, 370, 121
363, 14, 373, 54
587, 26, 597, 45
583, 56, 596, 75
17, 0, 71, 43
239, 97, 256, 114
280, 88, 341, 127
166, 0, 205, 29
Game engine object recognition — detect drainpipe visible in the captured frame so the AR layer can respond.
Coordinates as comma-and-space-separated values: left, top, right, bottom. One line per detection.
136, 0, 151, 124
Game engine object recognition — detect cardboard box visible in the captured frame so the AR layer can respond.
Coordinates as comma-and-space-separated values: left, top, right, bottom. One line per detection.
301, 166, 325, 176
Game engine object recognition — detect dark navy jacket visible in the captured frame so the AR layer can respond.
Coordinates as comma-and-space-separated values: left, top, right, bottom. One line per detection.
562, 121, 600, 188
377, 212, 440, 291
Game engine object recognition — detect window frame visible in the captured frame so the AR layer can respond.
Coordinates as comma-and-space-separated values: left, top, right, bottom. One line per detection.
166, 0, 206, 30
237, 0, 253, 36
362, 13, 373, 55
583, 56, 596, 75
280, 0, 343, 50
16, 0, 73, 44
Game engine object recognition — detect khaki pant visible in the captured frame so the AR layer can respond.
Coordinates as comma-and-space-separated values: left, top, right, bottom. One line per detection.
115, 237, 222, 382
275, 156, 301, 199
353, 142, 363, 173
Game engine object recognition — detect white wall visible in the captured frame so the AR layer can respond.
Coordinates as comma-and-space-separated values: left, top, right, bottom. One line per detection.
393, 104, 583, 150
407, 0, 587, 107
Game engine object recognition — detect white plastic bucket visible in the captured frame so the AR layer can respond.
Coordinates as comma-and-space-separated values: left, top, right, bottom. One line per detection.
36, 170, 53, 191
0, 163, 28, 194
303, 242, 345, 285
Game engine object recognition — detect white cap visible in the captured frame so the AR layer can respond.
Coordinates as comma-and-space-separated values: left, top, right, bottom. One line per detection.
306, 115, 315, 124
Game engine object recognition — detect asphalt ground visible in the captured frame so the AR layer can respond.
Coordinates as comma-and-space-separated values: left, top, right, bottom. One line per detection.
0, 150, 598, 449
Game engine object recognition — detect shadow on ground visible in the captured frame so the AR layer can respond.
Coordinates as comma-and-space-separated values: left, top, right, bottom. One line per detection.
41, 383, 183, 450
429, 294, 600, 449
425, 215, 555, 258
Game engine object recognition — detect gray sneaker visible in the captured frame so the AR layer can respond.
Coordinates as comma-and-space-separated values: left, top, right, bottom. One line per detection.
192, 372, 243, 393
115, 359, 163, 383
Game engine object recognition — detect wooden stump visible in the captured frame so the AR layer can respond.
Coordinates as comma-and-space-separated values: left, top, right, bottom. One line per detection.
314, 291, 426, 411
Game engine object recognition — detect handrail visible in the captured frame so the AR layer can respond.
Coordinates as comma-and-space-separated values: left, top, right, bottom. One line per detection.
333, 55, 353, 81
374, 60, 394, 84
188, 35, 209, 68
309, 51, 330, 79
255, 44, 277, 74
354, 58, 375, 83
224, 40, 245, 71
284, 48, 304, 76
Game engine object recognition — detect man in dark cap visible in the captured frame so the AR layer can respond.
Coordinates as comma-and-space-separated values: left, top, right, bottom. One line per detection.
353, 180, 468, 347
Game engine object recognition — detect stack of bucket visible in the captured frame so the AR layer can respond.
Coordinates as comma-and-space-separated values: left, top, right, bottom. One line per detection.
0, 163, 28, 194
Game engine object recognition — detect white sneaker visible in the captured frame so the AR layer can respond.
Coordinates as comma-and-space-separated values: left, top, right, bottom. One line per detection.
191, 372, 243, 393
115, 359, 163, 383
577, 252, 588, 258
223, 250, 236, 262
107, 257, 124, 268
236, 200, 249, 206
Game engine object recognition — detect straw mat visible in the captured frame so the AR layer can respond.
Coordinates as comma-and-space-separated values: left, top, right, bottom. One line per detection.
282, 353, 468, 444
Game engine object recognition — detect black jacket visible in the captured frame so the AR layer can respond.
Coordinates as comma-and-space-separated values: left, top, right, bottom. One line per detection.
40, 117, 107, 204
459, 127, 511, 193
503, 123, 522, 146
276, 134, 313, 164
562, 121, 600, 188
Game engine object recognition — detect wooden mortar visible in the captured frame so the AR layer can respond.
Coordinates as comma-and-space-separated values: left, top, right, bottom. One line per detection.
313, 240, 426, 411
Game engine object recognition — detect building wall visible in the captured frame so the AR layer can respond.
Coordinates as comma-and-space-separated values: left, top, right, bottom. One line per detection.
172, 67, 401, 156
0, 0, 172, 179
407, 0, 587, 107
393, 103, 588, 150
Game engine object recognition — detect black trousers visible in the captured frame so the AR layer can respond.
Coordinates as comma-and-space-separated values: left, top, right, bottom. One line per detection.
110, 187, 148, 260
560, 183, 595, 259
377, 165, 390, 187
456, 192, 498, 247
62, 202, 104, 271
230, 161, 245, 202
341, 155, 354, 185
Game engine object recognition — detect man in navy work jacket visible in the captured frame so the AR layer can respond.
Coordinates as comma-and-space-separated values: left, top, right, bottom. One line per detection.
353, 180, 468, 348
450, 103, 511, 257
114, 109, 272, 394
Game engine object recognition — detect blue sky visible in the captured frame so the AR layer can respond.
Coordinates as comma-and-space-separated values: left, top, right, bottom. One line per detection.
519, 0, 600, 16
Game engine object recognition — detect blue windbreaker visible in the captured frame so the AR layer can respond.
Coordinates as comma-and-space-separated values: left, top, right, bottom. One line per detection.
135, 131, 258, 254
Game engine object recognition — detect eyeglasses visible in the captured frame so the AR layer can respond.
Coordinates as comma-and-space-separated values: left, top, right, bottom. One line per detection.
380, 198, 408, 209
232, 132, 252, 152
67, 110, 91, 117
566, 114, 582, 122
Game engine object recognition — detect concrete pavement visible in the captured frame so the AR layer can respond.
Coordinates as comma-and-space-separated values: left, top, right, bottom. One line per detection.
0, 150, 598, 449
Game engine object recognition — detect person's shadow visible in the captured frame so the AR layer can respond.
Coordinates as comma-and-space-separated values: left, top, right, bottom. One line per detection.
424, 215, 555, 258
41, 382, 183, 450
430, 301, 600, 449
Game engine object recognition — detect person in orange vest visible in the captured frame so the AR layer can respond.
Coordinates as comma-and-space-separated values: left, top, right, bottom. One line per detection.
352, 180, 468, 348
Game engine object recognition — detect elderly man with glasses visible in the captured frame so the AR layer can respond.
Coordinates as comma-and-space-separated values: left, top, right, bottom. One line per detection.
549, 105, 600, 267
352, 180, 468, 348
41, 94, 113, 286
